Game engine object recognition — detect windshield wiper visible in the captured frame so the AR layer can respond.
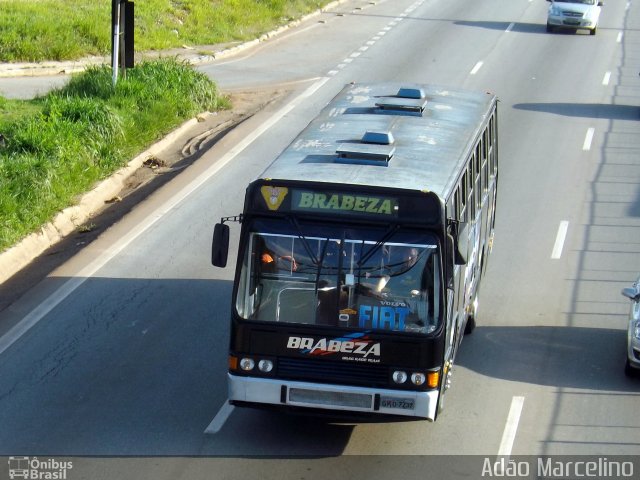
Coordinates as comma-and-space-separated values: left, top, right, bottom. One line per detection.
358, 224, 400, 266
288, 216, 319, 266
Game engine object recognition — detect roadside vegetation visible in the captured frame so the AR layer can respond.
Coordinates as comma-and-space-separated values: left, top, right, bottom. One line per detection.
0, 0, 331, 254
0, 59, 229, 252
0, 0, 328, 63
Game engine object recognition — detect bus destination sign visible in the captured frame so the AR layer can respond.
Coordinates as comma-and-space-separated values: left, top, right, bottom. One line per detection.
259, 185, 399, 218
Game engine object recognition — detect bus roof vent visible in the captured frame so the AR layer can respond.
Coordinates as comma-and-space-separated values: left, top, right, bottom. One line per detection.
336, 131, 395, 166
397, 87, 425, 99
375, 87, 427, 115
362, 130, 394, 145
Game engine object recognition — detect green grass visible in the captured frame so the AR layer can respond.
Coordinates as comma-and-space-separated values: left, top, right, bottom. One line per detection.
0, 59, 229, 251
0, 0, 329, 62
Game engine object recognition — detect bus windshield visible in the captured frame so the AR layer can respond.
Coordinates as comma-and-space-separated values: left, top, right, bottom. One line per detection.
235, 219, 441, 334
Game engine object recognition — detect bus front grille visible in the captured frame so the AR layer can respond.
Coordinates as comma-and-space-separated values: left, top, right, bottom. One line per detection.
278, 357, 388, 387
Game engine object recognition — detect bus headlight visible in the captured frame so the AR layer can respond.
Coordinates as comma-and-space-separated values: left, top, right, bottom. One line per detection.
411, 373, 426, 386
239, 358, 255, 371
392, 371, 408, 384
258, 359, 274, 373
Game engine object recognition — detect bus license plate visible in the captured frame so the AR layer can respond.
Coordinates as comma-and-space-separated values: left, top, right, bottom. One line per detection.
380, 397, 415, 410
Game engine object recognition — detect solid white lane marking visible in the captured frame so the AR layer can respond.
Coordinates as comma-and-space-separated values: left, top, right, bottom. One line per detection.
498, 396, 525, 457
551, 221, 569, 259
470, 61, 483, 75
0, 77, 330, 357
583, 127, 595, 150
204, 401, 235, 434
602, 71, 611, 86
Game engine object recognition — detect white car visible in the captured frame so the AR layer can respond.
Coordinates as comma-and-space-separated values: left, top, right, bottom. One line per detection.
621, 276, 640, 377
546, 0, 603, 35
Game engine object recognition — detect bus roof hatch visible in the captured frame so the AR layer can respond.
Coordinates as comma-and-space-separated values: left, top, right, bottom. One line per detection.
375, 87, 427, 115
336, 131, 395, 166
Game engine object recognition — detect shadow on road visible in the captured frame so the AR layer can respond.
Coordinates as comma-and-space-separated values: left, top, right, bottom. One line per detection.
457, 325, 639, 392
513, 102, 640, 120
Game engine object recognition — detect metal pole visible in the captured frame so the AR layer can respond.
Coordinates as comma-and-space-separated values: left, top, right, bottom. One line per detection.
112, 0, 121, 87
119, 1, 126, 78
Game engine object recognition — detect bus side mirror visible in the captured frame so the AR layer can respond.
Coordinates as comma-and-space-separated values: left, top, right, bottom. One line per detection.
454, 240, 466, 266
622, 287, 639, 301
447, 221, 467, 266
212, 223, 230, 268
445, 235, 455, 287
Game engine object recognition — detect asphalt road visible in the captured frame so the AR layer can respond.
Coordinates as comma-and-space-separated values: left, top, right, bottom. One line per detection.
1, 0, 639, 478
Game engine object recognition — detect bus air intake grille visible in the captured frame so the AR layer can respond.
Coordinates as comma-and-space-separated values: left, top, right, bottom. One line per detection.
278, 358, 388, 387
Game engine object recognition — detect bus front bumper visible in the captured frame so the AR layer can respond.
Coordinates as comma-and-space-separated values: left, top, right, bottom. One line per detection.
228, 373, 439, 420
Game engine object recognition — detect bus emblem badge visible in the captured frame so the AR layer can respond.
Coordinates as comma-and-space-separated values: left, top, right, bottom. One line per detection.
260, 186, 288, 211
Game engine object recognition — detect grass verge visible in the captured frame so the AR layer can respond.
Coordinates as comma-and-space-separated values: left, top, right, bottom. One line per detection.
0, 0, 329, 62
0, 58, 229, 252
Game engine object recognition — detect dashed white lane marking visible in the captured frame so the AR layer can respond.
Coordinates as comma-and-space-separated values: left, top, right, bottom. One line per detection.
551, 221, 569, 259
583, 127, 595, 150
470, 61, 484, 75
204, 401, 235, 434
498, 396, 525, 457
602, 71, 611, 86
325, 0, 428, 77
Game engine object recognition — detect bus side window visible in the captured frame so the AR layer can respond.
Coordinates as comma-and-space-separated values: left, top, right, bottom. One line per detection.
489, 116, 497, 176
481, 136, 488, 193
467, 163, 475, 219
460, 172, 467, 222
447, 196, 456, 223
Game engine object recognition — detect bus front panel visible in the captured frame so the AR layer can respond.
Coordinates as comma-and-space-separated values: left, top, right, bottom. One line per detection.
227, 216, 446, 419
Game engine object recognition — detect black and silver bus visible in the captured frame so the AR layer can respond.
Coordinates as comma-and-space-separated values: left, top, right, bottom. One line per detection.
212, 83, 498, 420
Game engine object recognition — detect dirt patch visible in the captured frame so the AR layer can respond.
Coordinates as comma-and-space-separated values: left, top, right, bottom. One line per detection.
0, 87, 287, 312
112, 88, 284, 206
